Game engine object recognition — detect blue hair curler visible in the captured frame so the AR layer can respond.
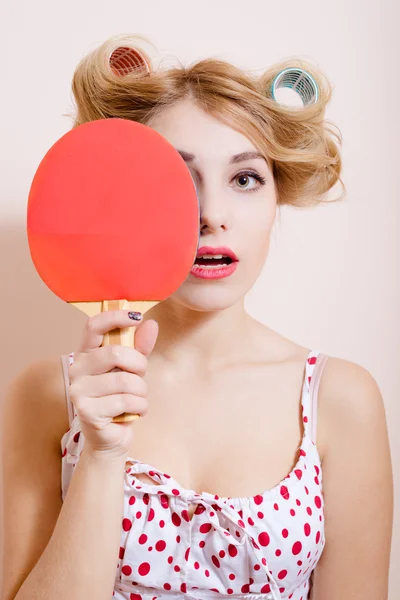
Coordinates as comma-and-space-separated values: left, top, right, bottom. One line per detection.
271, 67, 319, 106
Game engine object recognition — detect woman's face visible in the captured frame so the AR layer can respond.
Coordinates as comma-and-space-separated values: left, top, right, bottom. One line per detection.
149, 98, 277, 312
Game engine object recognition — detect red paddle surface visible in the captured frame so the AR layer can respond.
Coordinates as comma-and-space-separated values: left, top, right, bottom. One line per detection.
27, 118, 199, 302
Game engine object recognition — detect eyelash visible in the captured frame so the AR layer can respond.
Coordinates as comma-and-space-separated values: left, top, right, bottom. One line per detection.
232, 170, 267, 193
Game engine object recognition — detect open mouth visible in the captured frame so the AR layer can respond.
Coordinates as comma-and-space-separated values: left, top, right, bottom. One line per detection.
194, 254, 234, 268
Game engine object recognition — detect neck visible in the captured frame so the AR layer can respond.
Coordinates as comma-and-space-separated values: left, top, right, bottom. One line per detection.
144, 297, 252, 371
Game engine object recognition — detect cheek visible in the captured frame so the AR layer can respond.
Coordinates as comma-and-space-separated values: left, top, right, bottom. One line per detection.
241, 204, 275, 259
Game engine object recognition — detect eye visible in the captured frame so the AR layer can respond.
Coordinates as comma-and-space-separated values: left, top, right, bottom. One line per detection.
232, 171, 267, 192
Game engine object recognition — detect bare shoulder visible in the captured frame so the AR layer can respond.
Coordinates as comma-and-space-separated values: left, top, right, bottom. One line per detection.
318, 354, 387, 439
2, 355, 70, 447
311, 355, 393, 597
1, 356, 69, 599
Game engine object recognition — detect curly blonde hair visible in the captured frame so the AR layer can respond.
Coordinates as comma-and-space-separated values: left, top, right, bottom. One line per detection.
66, 34, 345, 208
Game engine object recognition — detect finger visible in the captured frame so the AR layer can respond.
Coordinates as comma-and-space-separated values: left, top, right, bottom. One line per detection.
76, 370, 148, 398
77, 393, 148, 421
70, 344, 148, 381
78, 310, 143, 353
134, 319, 159, 356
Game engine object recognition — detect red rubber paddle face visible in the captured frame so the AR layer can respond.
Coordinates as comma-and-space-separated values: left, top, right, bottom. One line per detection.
27, 118, 200, 302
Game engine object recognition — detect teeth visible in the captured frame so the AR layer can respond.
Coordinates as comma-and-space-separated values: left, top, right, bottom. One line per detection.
196, 264, 227, 269
199, 254, 226, 259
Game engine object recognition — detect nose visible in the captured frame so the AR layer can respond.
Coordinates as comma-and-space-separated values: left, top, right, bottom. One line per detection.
198, 184, 231, 235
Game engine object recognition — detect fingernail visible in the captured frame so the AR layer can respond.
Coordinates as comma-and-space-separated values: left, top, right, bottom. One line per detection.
128, 311, 142, 321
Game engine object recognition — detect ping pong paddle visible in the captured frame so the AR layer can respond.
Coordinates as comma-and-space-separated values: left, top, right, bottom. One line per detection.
27, 117, 200, 423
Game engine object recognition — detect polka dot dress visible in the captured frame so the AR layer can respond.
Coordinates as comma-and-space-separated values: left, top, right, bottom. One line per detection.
61, 349, 327, 600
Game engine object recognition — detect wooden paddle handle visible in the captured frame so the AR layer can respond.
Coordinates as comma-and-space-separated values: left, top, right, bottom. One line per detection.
102, 299, 140, 424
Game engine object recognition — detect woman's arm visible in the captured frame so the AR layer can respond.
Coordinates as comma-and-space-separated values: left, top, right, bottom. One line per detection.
1, 358, 127, 600
311, 358, 394, 600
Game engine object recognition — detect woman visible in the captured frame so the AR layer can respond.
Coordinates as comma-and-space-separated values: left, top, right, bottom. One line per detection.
2, 34, 393, 600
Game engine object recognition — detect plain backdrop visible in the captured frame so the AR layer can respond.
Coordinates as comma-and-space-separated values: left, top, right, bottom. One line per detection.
0, 0, 398, 596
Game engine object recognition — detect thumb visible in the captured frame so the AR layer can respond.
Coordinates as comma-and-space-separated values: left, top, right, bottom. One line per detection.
133, 319, 159, 357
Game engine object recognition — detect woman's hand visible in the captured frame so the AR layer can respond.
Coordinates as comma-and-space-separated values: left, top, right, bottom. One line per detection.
68, 310, 158, 461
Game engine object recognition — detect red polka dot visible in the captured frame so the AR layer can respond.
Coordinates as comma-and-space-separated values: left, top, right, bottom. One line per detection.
228, 544, 238, 557
242, 584, 251, 593
138, 534, 147, 545
199, 540, 205, 548
303, 415, 308, 423
130, 594, 142, 600
122, 565, 132, 576
194, 561, 200, 569
180, 583, 187, 593
307, 506, 312, 516
257, 511, 264, 519
238, 519, 245, 527
304, 486, 309, 495
163, 583, 171, 590
278, 569, 288, 579
205, 569, 210, 577
135, 511, 142, 519
219, 550, 226, 558
73, 432, 80, 443
129, 496, 136, 505
274, 503, 279, 511
159, 519, 165, 528
227, 589, 233, 594
119, 547, 125, 559
296, 499, 301, 506
155, 540, 166, 552
282, 528, 289, 538
181, 510, 190, 522
304, 523, 311, 536
254, 564, 261, 571
294, 469, 303, 480
258, 532, 270, 547
185, 548, 190, 561
122, 518, 132, 531
160, 494, 169, 509
212, 555, 220, 568
248, 516, 255, 525
143, 493, 150, 505
290, 509, 296, 516
147, 508, 155, 522
172, 488, 180, 495
229, 573, 235, 580
254, 494, 263, 505
199, 523, 212, 534
167, 556, 173, 564
275, 549, 282, 556
292, 541, 302, 555
316, 531, 321, 544
280, 485, 290, 500
172, 513, 181, 527
261, 584, 271, 593
174, 565, 180, 572
138, 562, 150, 576
314, 495, 322, 509
314, 465, 320, 475
300, 449, 307, 456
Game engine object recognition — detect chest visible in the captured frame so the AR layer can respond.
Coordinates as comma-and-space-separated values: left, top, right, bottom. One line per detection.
127, 362, 307, 513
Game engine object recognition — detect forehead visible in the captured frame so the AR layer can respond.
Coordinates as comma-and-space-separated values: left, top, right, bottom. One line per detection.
148, 99, 260, 162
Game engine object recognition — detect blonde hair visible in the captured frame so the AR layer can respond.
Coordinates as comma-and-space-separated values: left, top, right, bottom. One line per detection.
67, 34, 345, 208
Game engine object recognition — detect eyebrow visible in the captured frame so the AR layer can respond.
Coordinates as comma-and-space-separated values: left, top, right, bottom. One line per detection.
177, 150, 268, 165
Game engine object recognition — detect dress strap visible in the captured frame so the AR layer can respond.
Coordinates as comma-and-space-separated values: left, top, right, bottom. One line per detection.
309, 353, 329, 444
60, 353, 76, 427
302, 350, 329, 444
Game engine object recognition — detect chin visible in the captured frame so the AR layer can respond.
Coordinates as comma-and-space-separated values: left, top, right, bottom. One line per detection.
172, 284, 246, 313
